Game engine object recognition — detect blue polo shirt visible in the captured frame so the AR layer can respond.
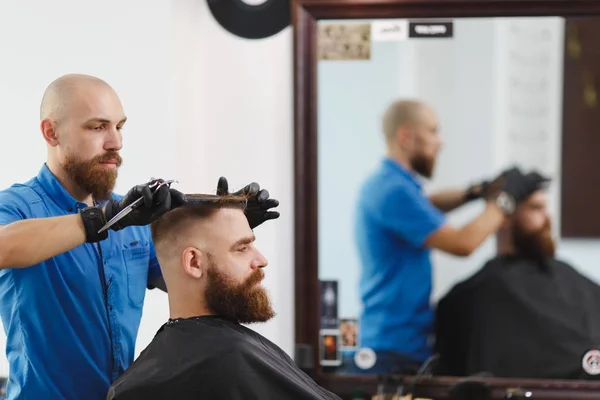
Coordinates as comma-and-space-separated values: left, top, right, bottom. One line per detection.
355, 158, 445, 363
0, 164, 162, 400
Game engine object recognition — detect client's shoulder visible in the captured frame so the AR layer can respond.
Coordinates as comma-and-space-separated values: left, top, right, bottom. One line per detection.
551, 257, 600, 285
107, 318, 268, 399
166, 316, 262, 351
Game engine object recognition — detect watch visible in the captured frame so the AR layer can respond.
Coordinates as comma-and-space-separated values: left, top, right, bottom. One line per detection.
495, 191, 516, 215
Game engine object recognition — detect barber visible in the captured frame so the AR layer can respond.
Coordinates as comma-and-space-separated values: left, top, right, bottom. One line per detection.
0, 74, 279, 400
353, 99, 530, 375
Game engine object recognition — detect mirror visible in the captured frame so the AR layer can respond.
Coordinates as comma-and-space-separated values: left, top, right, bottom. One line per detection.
294, 3, 600, 395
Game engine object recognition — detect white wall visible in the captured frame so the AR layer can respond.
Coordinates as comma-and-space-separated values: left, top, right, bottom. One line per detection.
0, 0, 293, 377
318, 17, 600, 322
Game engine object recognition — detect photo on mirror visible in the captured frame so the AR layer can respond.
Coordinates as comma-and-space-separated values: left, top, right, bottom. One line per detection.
317, 22, 371, 61
319, 329, 342, 367
319, 280, 339, 330
339, 318, 359, 350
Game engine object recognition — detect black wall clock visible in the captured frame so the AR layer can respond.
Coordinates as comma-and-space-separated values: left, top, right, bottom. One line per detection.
207, 0, 291, 39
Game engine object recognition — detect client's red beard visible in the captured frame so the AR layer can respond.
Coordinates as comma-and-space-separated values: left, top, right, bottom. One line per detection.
61, 151, 122, 201
511, 219, 556, 261
204, 261, 275, 324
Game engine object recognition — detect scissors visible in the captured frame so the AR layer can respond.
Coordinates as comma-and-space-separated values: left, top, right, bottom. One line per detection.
98, 179, 177, 234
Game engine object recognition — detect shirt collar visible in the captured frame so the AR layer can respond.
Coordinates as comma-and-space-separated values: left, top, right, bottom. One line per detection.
36, 163, 88, 213
382, 157, 423, 189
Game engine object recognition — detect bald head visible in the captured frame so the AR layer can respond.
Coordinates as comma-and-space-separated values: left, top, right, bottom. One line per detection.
39, 74, 127, 201
40, 74, 116, 122
381, 99, 441, 178
382, 99, 435, 144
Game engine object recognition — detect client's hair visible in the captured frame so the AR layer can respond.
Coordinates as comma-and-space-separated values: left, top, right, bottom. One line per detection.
150, 194, 248, 248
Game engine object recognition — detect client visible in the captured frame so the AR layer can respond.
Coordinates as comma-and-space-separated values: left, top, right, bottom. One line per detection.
435, 170, 600, 380
106, 194, 341, 400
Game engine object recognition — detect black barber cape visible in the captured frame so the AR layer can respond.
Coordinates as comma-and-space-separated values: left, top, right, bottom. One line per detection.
435, 255, 600, 380
106, 316, 341, 400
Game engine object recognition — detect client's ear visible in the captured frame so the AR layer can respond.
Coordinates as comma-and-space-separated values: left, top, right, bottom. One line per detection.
181, 247, 205, 279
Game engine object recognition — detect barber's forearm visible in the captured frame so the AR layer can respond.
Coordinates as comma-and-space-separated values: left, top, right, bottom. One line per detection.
0, 214, 87, 269
428, 189, 469, 213
457, 202, 505, 254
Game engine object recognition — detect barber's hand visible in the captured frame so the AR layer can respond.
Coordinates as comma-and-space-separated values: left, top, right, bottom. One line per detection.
168, 188, 187, 209
482, 171, 507, 201
465, 180, 489, 202
485, 167, 532, 203
466, 170, 514, 202
504, 168, 550, 202
103, 179, 175, 231
216, 176, 280, 229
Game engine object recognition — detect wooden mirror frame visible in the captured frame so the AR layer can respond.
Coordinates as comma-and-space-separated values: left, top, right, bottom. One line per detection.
293, 0, 600, 399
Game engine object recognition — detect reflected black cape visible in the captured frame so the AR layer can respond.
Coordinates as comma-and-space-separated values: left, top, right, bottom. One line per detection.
435, 255, 600, 379
106, 316, 341, 400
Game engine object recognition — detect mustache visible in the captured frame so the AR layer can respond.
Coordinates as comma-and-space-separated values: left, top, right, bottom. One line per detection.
242, 269, 264, 288
93, 151, 122, 166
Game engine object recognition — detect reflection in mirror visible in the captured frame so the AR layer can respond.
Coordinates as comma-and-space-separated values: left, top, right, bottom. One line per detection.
316, 16, 600, 381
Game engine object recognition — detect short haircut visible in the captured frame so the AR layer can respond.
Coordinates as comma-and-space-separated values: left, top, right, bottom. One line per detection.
150, 194, 248, 250
381, 99, 424, 143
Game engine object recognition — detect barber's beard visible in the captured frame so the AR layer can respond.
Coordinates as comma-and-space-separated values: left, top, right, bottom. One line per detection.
512, 219, 556, 261
204, 261, 275, 324
61, 151, 122, 201
411, 153, 435, 179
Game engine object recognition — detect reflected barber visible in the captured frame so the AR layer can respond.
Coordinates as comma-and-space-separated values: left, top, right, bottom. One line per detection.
352, 99, 532, 375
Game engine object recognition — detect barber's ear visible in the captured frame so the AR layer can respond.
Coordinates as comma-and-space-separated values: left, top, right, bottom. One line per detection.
181, 247, 205, 279
40, 119, 59, 147
397, 126, 413, 149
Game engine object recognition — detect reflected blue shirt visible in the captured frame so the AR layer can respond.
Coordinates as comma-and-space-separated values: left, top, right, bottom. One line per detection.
0, 164, 162, 400
355, 158, 445, 362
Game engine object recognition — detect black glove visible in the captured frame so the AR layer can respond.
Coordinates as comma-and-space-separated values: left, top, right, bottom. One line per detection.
103, 179, 175, 231
480, 167, 521, 202
500, 167, 535, 203
216, 176, 280, 229
522, 171, 551, 195
169, 188, 188, 209
80, 179, 184, 243
465, 180, 489, 202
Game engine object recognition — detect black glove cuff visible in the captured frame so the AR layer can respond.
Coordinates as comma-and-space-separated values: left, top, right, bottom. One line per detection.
80, 206, 109, 243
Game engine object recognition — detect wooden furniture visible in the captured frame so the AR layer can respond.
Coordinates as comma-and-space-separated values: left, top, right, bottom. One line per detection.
293, 0, 600, 398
